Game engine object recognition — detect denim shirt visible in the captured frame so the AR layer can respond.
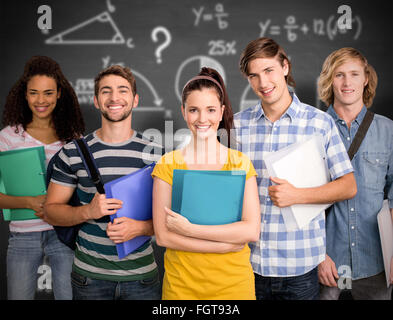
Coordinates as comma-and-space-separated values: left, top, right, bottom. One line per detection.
326, 105, 393, 280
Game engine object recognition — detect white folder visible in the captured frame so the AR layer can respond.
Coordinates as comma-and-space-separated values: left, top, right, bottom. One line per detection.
377, 200, 393, 288
264, 136, 331, 231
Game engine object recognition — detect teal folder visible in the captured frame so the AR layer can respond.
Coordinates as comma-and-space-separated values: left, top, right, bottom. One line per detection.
0, 146, 47, 221
172, 169, 246, 225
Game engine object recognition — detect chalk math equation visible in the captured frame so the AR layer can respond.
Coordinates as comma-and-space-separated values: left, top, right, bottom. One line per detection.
259, 14, 362, 42
41, 2, 363, 60
191, 3, 362, 56
38, 2, 364, 112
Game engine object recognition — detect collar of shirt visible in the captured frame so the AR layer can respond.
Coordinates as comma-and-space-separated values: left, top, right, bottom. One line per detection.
326, 104, 368, 128
252, 92, 300, 123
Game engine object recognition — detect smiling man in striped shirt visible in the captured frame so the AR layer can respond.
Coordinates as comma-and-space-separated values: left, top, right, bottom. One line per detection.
45, 65, 162, 300
234, 38, 357, 300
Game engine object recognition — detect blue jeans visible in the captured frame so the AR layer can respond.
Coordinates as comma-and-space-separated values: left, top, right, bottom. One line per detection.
71, 271, 161, 300
7, 230, 74, 300
254, 267, 320, 300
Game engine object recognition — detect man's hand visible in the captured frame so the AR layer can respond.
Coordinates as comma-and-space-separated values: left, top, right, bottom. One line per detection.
318, 254, 339, 287
268, 177, 299, 207
106, 217, 151, 243
85, 193, 123, 220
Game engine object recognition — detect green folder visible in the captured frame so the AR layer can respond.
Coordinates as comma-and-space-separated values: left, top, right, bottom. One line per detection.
0, 146, 47, 221
172, 169, 246, 225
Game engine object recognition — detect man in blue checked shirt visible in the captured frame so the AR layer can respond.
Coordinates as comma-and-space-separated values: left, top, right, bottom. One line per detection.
317, 48, 393, 299
234, 37, 357, 300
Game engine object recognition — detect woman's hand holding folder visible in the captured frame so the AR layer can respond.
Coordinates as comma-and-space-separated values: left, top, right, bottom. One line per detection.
164, 206, 249, 252
32, 194, 47, 220
0, 192, 46, 220
165, 206, 192, 235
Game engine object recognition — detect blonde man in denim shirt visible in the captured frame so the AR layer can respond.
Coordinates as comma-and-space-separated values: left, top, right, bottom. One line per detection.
318, 47, 393, 299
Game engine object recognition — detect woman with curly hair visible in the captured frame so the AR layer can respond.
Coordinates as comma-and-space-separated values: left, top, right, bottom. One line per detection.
0, 55, 85, 299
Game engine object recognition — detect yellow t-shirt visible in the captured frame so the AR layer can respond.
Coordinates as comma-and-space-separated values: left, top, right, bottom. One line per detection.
152, 148, 257, 300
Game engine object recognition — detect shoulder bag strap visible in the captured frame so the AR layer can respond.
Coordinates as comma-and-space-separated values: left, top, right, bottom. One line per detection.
325, 110, 374, 217
347, 110, 374, 161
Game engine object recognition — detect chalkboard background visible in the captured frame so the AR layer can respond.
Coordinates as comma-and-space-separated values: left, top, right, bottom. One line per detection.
0, 0, 392, 300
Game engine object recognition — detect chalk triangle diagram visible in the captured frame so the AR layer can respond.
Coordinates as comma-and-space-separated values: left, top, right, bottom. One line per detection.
45, 11, 125, 45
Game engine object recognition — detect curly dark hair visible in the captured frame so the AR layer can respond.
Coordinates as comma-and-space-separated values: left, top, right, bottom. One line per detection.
2, 56, 85, 142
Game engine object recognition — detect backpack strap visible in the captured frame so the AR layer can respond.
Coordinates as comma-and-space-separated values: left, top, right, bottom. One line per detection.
73, 138, 105, 194
46, 149, 80, 206
347, 110, 374, 161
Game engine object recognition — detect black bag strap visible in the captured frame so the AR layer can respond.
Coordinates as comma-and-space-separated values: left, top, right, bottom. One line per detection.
73, 138, 105, 194
347, 110, 374, 160
325, 110, 374, 218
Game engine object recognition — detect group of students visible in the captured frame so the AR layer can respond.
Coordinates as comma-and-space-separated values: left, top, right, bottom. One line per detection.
0, 37, 392, 300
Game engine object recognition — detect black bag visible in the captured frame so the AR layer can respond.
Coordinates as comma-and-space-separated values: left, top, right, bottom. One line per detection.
46, 138, 104, 250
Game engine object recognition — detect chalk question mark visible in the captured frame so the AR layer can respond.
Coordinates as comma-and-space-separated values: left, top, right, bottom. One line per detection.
151, 26, 171, 64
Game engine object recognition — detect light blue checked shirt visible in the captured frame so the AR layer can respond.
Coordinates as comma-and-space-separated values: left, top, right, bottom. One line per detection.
234, 93, 354, 277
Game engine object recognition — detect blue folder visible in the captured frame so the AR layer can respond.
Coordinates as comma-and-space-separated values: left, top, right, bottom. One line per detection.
172, 169, 246, 225
104, 163, 155, 259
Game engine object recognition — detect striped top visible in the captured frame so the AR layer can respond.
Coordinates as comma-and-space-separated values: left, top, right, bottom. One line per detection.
50, 130, 163, 281
0, 125, 63, 233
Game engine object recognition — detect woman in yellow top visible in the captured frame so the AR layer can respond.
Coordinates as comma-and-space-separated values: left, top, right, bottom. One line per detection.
152, 67, 261, 300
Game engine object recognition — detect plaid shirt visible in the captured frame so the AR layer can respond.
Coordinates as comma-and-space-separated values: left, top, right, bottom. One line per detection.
234, 93, 353, 277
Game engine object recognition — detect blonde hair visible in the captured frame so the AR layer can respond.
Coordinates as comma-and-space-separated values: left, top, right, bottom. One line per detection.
318, 47, 377, 107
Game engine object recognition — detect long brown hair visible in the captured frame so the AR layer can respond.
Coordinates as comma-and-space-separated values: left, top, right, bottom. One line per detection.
182, 67, 234, 146
2, 56, 85, 142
